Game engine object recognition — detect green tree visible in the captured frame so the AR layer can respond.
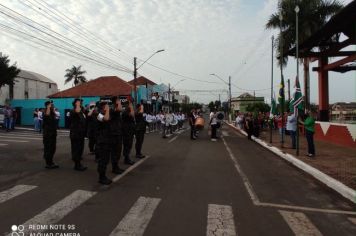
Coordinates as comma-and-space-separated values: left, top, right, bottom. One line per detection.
266, 0, 343, 109
64, 65, 87, 86
208, 101, 215, 111
246, 102, 271, 113
0, 53, 21, 89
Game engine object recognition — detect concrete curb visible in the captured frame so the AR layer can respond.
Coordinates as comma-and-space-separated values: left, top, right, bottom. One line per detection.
14, 127, 70, 133
226, 122, 356, 204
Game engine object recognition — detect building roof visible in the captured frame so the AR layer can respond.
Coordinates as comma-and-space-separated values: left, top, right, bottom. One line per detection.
48, 76, 132, 98
287, 1, 356, 66
332, 102, 356, 110
17, 70, 57, 84
128, 76, 157, 86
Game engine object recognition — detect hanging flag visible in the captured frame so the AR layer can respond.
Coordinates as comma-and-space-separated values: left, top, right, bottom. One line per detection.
278, 75, 285, 113
290, 76, 303, 116
270, 93, 277, 117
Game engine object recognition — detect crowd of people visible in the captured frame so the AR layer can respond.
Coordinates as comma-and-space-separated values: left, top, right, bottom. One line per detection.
41, 97, 150, 185
2, 105, 18, 132
234, 110, 316, 158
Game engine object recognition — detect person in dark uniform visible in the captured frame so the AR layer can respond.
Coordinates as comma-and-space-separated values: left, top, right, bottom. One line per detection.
188, 108, 196, 140
122, 102, 135, 165
110, 96, 125, 174
96, 102, 113, 185
42, 100, 59, 169
70, 98, 87, 171
86, 102, 98, 160
135, 104, 146, 159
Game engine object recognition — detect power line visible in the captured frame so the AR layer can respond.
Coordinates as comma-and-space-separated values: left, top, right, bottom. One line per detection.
0, 3, 132, 73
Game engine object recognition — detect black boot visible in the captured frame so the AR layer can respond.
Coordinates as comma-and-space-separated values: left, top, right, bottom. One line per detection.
45, 161, 59, 169
136, 154, 146, 159
74, 162, 87, 171
112, 165, 125, 174
124, 157, 135, 165
98, 174, 112, 185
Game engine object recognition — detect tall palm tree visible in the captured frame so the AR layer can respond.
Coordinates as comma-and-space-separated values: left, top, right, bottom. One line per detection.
266, 0, 343, 109
64, 65, 87, 86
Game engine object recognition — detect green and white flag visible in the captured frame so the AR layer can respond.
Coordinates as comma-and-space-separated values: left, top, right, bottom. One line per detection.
290, 76, 303, 116
278, 75, 285, 113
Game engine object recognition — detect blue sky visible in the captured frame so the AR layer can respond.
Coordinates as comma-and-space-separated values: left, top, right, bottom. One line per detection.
0, 0, 355, 104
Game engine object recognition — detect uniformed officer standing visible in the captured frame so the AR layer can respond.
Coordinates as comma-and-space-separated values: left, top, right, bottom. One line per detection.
122, 102, 135, 165
135, 104, 146, 159
86, 102, 98, 160
96, 102, 112, 185
43, 100, 59, 169
110, 96, 125, 174
70, 98, 87, 171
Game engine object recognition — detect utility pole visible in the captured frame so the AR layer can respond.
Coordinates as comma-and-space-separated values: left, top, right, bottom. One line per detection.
133, 57, 137, 106
287, 79, 291, 102
219, 94, 221, 109
229, 76, 232, 118
168, 83, 171, 113
279, 12, 284, 147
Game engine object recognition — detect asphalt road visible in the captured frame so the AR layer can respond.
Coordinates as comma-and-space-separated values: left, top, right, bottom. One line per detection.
0, 124, 356, 236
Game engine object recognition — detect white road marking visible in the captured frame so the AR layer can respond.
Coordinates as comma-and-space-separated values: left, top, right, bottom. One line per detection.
0, 139, 28, 143
112, 156, 150, 182
222, 137, 260, 204
168, 136, 178, 143
348, 217, 356, 224
0, 185, 37, 203
279, 210, 322, 236
207, 204, 237, 236
109, 196, 161, 236
223, 133, 356, 216
0, 135, 42, 140
7, 190, 96, 236
0, 143, 8, 146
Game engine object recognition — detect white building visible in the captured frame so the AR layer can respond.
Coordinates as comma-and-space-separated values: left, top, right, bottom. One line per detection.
0, 70, 58, 105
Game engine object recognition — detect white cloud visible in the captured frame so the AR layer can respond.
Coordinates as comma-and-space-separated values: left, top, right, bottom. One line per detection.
0, 0, 354, 104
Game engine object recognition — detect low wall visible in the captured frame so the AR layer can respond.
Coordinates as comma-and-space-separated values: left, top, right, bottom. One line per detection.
314, 122, 356, 148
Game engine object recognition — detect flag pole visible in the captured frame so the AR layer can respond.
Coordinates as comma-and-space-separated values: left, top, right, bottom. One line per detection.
295, 4, 300, 156
270, 35, 274, 143
279, 12, 284, 147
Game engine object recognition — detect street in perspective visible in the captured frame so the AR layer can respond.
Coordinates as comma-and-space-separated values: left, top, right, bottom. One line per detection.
0, 0, 356, 236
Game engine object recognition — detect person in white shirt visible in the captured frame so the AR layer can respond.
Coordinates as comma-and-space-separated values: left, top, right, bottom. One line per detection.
54, 108, 61, 128
37, 108, 43, 133
209, 110, 218, 141
286, 111, 297, 149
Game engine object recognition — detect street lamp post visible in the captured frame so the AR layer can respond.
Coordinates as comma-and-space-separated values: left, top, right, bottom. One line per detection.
133, 49, 165, 106
210, 73, 231, 119
270, 35, 274, 143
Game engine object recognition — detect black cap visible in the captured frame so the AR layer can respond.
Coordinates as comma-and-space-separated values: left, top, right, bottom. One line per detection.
44, 100, 52, 107
72, 98, 83, 107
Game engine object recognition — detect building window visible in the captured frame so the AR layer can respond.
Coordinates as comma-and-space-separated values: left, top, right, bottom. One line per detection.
25, 91, 29, 99
49, 84, 52, 89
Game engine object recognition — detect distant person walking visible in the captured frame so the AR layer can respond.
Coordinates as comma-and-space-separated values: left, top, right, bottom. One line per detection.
38, 108, 43, 133
301, 111, 316, 157
209, 110, 218, 141
33, 108, 40, 132
245, 112, 253, 140
286, 111, 297, 149
4, 105, 13, 132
